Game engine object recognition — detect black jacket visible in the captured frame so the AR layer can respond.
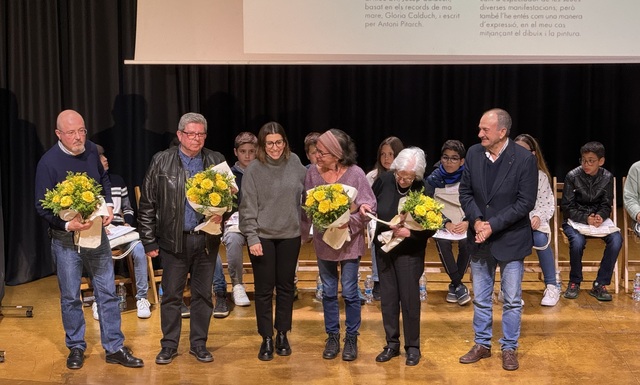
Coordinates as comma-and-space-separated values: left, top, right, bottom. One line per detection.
561, 166, 614, 224
138, 146, 226, 253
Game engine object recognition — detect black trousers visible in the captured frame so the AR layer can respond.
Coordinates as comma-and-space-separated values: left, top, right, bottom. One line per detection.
434, 238, 470, 285
160, 233, 218, 349
249, 236, 300, 338
377, 246, 425, 355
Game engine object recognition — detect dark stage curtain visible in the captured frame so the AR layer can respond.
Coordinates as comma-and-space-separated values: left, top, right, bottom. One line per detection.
1, 0, 640, 284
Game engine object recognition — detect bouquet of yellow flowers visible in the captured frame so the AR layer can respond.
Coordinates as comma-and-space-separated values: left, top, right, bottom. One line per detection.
371, 189, 443, 252
303, 184, 351, 229
41, 171, 103, 220
41, 171, 109, 248
185, 162, 237, 235
303, 183, 358, 249
400, 189, 444, 231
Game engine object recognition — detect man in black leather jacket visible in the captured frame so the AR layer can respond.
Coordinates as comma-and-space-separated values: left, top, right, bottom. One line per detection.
138, 112, 226, 365
561, 141, 622, 301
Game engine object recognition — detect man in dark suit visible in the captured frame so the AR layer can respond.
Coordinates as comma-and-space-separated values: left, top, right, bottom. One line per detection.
457, 108, 538, 371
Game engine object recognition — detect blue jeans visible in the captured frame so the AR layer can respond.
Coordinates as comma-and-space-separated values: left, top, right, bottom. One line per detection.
470, 255, 524, 351
51, 229, 124, 353
317, 258, 361, 336
222, 231, 246, 286
212, 253, 226, 293
532, 231, 557, 286
561, 223, 622, 285
129, 241, 149, 300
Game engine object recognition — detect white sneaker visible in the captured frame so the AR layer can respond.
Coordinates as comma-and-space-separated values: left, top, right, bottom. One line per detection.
232, 284, 250, 306
540, 284, 561, 307
497, 290, 525, 306
91, 301, 99, 321
136, 298, 152, 319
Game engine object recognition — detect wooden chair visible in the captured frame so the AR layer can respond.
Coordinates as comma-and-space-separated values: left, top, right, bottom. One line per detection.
622, 176, 640, 292
134, 185, 164, 304
553, 176, 619, 293
80, 247, 137, 301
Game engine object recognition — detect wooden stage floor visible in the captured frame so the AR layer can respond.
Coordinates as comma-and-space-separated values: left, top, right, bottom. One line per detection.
2, 270, 640, 384
3, 227, 640, 384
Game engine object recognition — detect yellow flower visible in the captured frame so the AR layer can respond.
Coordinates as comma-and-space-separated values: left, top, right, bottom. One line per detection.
318, 199, 331, 213
194, 173, 205, 182
61, 182, 74, 195
414, 204, 427, 217
188, 194, 200, 204
81, 191, 95, 203
313, 190, 326, 201
60, 196, 73, 207
426, 211, 442, 224
334, 193, 348, 206
200, 178, 214, 190
331, 184, 343, 192
52, 195, 61, 203
305, 194, 315, 206
215, 180, 228, 190
215, 173, 223, 181
209, 192, 222, 206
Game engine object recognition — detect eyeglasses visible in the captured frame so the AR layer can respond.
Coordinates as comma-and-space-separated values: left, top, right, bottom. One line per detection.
180, 131, 207, 139
441, 155, 461, 163
57, 128, 87, 137
579, 158, 599, 166
394, 172, 416, 183
316, 149, 331, 157
265, 139, 285, 148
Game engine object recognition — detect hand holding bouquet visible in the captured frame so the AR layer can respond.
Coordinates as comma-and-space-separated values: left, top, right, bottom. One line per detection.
303, 183, 358, 249
400, 189, 444, 231
41, 171, 109, 248
375, 189, 443, 252
186, 162, 237, 235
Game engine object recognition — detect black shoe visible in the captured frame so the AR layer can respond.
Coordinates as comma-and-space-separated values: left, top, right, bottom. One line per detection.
106, 347, 144, 368
589, 281, 612, 301
455, 283, 472, 306
322, 332, 341, 359
66, 348, 84, 369
564, 282, 580, 299
406, 352, 421, 366
259, 336, 274, 361
275, 331, 291, 356
446, 283, 457, 303
375, 347, 399, 362
213, 291, 230, 318
189, 346, 213, 362
372, 281, 381, 301
155, 347, 178, 365
180, 303, 190, 318
342, 334, 358, 361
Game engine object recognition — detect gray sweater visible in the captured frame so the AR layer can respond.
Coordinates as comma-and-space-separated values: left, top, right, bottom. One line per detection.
239, 153, 307, 246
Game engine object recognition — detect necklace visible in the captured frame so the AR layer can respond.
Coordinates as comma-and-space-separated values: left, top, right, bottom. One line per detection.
396, 181, 410, 196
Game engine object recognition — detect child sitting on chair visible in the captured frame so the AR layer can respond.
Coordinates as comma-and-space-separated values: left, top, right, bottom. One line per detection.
561, 141, 622, 301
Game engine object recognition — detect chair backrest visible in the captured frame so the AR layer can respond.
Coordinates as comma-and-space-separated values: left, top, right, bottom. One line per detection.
134, 185, 141, 208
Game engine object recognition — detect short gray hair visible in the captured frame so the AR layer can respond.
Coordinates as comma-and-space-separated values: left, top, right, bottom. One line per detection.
390, 147, 427, 179
178, 112, 208, 132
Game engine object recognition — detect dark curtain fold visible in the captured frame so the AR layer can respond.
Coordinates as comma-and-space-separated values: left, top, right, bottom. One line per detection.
1, 0, 640, 284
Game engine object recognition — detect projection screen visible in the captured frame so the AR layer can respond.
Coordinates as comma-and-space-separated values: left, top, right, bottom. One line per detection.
127, 0, 640, 65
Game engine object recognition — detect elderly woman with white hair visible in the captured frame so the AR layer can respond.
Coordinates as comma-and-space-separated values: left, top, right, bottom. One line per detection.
361, 147, 434, 367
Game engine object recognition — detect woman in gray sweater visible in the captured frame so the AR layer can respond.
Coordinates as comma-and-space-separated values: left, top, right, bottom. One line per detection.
239, 122, 307, 361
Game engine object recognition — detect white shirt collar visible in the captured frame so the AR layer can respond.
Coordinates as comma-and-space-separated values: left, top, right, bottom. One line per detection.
484, 138, 509, 163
